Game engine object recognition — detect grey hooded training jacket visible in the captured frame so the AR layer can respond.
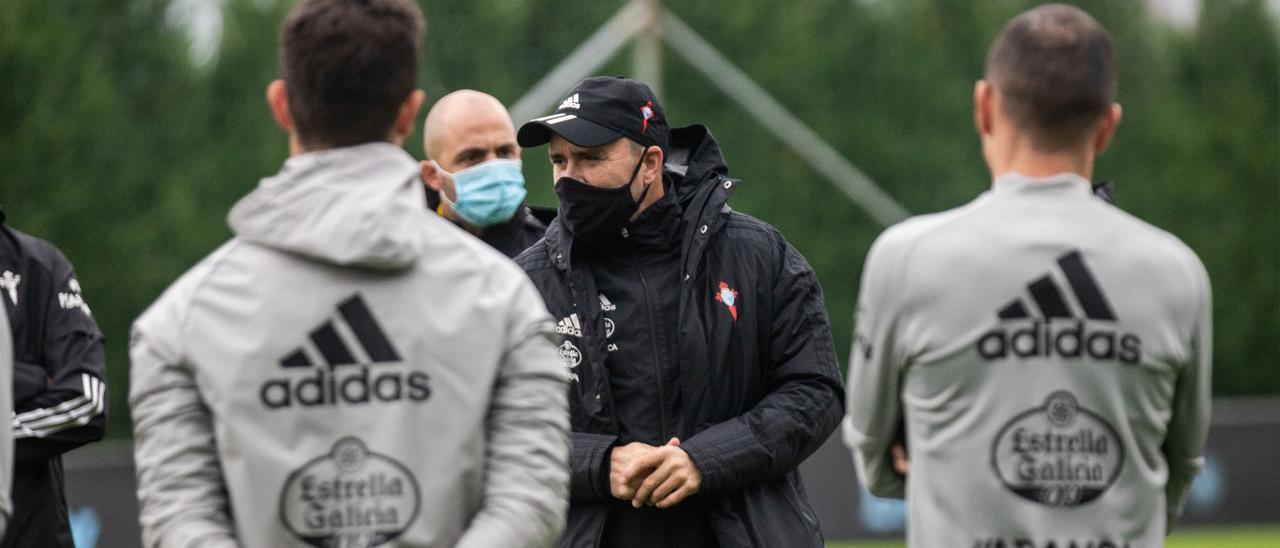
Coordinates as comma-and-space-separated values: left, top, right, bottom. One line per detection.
845, 173, 1212, 547
129, 143, 570, 548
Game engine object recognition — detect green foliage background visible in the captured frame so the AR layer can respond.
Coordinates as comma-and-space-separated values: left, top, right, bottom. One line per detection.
1, 0, 1276, 439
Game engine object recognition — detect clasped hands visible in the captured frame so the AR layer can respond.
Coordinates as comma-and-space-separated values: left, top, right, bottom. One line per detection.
609, 438, 702, 509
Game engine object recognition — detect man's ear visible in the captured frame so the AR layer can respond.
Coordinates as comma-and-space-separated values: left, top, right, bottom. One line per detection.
1091, 103, 1123, 156
644, 146, 665, 187
974, 80, 994, 138
392, 90, 427, 144
420, 160, 444, 192
267, 80, 293, 132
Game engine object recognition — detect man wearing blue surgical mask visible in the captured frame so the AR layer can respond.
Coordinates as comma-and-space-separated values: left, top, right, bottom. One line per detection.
421, 90, 548, 258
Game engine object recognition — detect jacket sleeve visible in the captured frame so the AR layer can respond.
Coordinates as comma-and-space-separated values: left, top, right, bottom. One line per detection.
12, 256, 107, 463
1162, 258, 1213, 532
569, 431, 617, 502
680, 241, 845, 495
455, 273, 570, 548
129, 291, 240, 548
841, 230, 908, 498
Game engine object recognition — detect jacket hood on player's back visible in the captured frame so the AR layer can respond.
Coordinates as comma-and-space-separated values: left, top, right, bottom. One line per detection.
227, 142, 428, 269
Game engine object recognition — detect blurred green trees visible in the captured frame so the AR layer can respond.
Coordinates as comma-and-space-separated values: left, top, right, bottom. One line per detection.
1, 0, 1276, 439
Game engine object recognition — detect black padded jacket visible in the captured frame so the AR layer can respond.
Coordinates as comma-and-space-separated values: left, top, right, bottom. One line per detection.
515, 126, 844, 548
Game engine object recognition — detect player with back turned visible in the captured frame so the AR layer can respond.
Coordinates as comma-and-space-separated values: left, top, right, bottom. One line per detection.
844, 5, 1212, 547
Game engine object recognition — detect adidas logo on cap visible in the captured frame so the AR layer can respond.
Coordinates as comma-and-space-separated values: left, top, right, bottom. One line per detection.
260, 294, 430, 409
977, 250, 1142, 364
558, 93, 581, 110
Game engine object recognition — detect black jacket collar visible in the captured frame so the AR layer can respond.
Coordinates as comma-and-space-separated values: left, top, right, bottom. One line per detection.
618, 191, 682, 251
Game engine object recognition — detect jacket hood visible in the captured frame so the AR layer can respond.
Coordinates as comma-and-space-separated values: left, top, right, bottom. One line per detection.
665, 124, 731, 207
228, 142, 429, 270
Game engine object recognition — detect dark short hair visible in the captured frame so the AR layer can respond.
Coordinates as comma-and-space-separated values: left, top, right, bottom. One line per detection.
279, 0, 424, 149
985, 4, 1116, 150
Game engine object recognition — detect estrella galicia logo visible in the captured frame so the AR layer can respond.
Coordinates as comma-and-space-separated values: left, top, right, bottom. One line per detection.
991, 391, 1124, 507
280, 437, 421, 547
559, 340, 583, 383
977, 250, 1142, 364
260, 294, 430, 409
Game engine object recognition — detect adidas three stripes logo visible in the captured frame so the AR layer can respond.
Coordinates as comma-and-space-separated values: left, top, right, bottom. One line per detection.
978, 250, 1143, 364
13, 373, 105, 439
261, 294, 428, 408
279, 294, 402, 369
996, 250, 1117, 322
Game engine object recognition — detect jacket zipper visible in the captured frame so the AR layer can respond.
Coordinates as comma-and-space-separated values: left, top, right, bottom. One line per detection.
628, 238, 670, 441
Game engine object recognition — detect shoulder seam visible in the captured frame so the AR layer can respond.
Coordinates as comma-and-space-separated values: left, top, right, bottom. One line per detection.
176, 240, 248, 363
890, 197, 996, 277
7, 230, 66, 284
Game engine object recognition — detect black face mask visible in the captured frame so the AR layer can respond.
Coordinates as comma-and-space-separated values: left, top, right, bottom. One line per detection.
555, 152, 650, 246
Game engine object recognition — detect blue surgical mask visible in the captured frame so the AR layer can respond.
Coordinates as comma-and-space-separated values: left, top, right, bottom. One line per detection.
434, 158, 528, 227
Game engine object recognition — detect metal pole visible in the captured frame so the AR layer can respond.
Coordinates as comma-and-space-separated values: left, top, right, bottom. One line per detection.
632, 0, 663, 97
659, 10, 910, 226
509, 0, 654, 124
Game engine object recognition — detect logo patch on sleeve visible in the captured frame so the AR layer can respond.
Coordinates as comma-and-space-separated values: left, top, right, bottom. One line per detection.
1, 271, 20, 306
58, 278, 92, 317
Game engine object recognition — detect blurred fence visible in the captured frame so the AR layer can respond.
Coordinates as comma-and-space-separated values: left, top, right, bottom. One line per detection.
62, 397, 1280, 546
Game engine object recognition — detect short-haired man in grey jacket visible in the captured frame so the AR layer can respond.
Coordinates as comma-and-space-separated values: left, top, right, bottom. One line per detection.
844, 4, 1211, 547
128, 1, 570, 546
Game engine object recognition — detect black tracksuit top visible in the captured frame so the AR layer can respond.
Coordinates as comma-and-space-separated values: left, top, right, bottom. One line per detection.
0, 213, 107, 548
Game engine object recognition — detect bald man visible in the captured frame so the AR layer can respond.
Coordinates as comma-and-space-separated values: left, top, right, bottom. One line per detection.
421, 90, 547, 258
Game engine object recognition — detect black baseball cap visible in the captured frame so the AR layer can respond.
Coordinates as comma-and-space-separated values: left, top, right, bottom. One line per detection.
517, 76, 669, 153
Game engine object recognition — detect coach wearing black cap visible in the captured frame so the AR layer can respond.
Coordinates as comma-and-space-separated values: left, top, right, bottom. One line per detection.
515, 76, 843, 548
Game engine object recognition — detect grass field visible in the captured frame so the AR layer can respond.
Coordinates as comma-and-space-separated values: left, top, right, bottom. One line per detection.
826, 526, 1280, 547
